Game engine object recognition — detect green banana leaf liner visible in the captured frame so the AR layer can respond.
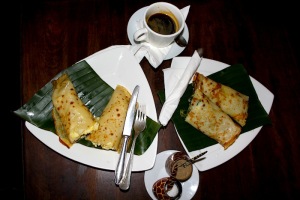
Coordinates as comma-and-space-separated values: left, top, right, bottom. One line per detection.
158, 64, 272, 152
14, 60, 161, 155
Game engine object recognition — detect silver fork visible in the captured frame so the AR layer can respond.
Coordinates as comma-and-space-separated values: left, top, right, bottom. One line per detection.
119, 105, 146, 190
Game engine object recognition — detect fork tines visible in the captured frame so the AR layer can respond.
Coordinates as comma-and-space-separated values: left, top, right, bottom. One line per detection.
138, 104, 146, 115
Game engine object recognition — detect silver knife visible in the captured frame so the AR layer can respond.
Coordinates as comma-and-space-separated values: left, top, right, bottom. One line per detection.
114, 85, 140, 185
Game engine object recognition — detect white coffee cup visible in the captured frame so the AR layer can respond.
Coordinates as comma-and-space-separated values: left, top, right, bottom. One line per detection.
133, 2, 185, 48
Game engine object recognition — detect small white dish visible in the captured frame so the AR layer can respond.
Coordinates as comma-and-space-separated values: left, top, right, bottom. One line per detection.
144, 150, 199, 200
127, 6, 189, 60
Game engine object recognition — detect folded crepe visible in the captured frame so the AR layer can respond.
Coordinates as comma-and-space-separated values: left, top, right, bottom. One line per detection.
185, 72, 250, 149
185, 84, 241, 149
86, 85, 131, 151
52, 73, 99, 148
193, 72, 249, 126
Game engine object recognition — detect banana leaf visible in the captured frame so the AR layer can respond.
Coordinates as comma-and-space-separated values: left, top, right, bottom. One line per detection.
14, 60, 161, 155
157, 64, 272, 152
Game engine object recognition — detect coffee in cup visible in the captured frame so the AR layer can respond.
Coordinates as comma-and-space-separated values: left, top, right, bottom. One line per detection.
147, 12, 179, 35
133, 2, 185, 48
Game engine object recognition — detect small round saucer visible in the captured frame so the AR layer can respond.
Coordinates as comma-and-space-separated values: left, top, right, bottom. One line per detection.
144, 150, 199, 200
127, 7, 189, 60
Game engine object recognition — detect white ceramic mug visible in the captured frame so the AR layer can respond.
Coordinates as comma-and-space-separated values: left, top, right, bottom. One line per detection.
133, 2, 185, 48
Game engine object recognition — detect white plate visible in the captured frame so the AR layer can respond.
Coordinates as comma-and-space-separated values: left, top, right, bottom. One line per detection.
127, 6, 189, 60
144, 150, 199, 200
169, 57, 274, 171
25, 46, 158, 171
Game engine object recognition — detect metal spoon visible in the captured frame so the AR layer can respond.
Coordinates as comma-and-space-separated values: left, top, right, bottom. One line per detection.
175, 34, 188, 47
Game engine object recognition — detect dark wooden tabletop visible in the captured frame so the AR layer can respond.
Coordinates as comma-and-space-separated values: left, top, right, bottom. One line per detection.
8, 0, 300, 199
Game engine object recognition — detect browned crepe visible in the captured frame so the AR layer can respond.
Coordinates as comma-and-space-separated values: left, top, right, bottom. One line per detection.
51, 74, 99, 148
184, 72, 250, 149
86, 85, 131, 151
185, 85, 241, 149
193, 72, 249, 127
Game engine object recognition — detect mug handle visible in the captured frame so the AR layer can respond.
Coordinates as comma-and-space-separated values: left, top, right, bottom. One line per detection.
133, 28, 148, 42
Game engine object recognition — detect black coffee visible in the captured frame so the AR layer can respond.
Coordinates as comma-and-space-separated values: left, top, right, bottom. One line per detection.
147, 13, 177, 35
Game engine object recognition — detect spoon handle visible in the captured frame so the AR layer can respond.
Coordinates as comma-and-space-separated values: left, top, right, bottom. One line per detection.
190, 151, 207, 162
178, 151, 208, 168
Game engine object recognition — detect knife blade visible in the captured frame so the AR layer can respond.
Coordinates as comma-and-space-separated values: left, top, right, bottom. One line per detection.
114, 85, 140, 185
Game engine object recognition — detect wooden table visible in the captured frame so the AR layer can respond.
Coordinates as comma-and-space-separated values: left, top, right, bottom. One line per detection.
13, 0, 300, 199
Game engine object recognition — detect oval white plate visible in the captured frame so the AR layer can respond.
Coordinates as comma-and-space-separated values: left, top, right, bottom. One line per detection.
127, 6, 189, 60
167, 57, 274, 171
144, 150, 199, 200
25, 46, 158, 171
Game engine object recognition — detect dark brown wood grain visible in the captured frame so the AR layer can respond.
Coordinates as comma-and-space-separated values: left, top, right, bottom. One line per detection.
13, 0, 300, 199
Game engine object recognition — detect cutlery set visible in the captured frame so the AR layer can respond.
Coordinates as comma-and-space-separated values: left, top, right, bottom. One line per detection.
119, 105, 147, 190
114, 85, 147, 190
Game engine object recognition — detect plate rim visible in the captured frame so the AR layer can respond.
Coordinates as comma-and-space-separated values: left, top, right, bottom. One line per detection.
25, 46, 158, 171
169, 57, 274, 171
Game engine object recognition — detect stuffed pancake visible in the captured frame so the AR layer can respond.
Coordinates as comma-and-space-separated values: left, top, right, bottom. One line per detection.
86, 85, 131, 151
51, 73, 99, 148
193, 72, 249, 127
185, 86, 241, 149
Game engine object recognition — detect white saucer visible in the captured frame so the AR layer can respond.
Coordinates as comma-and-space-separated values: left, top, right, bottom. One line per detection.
127, 7, 189, 60
144, 150, 199, 200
